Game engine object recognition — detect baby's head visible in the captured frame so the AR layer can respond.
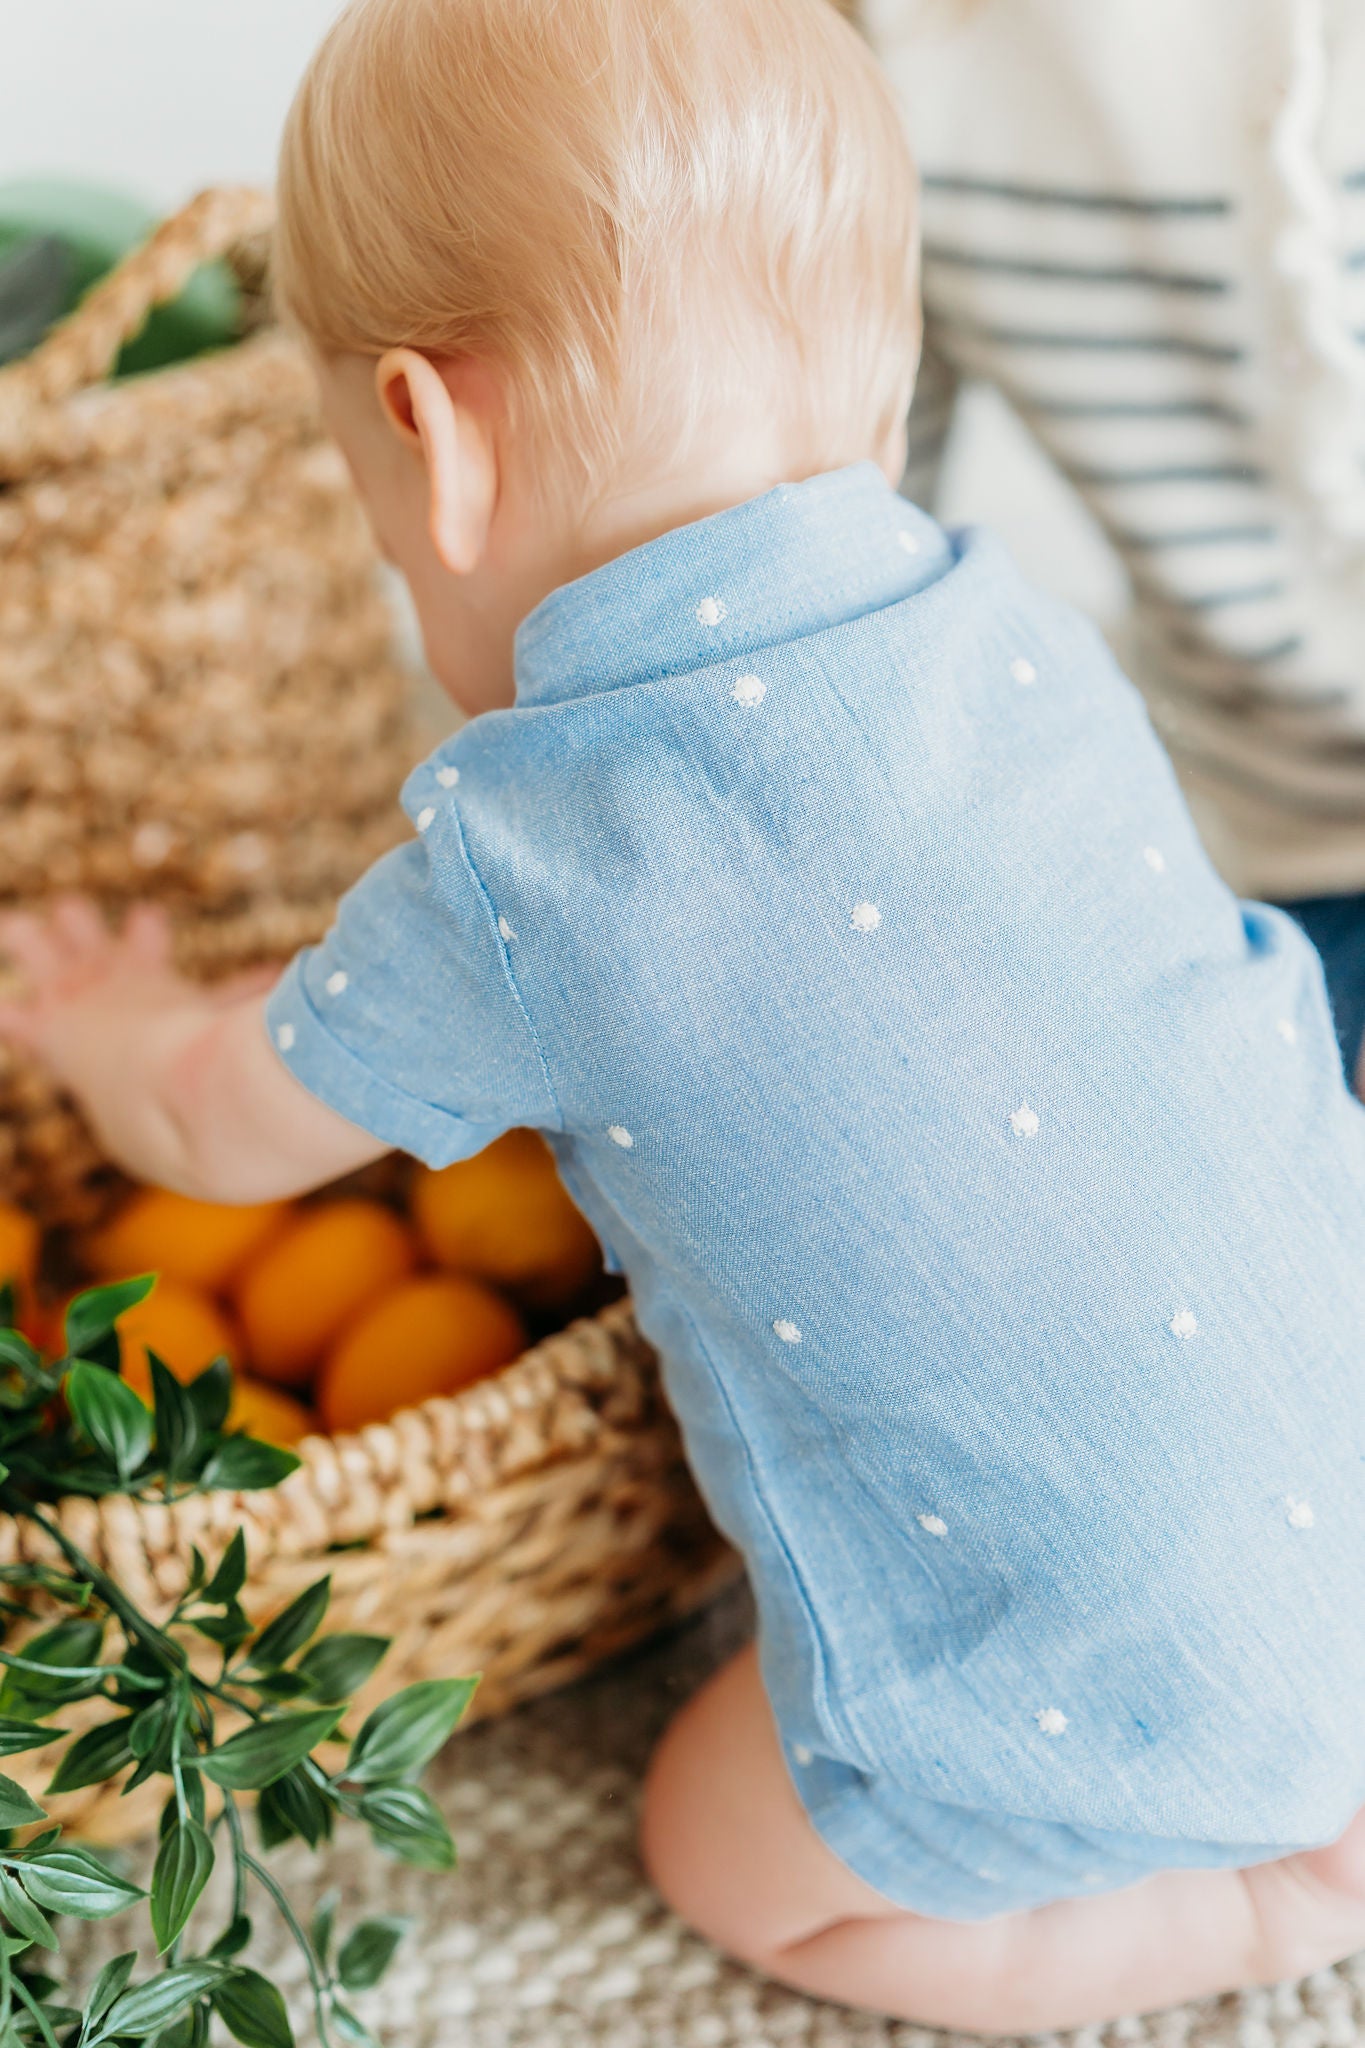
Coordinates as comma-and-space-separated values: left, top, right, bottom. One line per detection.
275, 0, 919, 712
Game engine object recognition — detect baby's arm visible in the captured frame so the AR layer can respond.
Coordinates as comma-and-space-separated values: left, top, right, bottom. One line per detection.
0, 899, 387, 1203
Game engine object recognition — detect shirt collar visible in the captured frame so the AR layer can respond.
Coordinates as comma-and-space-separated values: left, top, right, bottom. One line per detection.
513, 461, 951, 708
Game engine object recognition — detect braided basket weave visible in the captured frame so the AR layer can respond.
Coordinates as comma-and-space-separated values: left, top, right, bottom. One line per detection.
0, 1299, 735, 1844
0, 189, 416, 1228
0, 194, 736, 1837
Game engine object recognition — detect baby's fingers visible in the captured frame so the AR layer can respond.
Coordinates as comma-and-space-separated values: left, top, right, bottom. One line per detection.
0, 912, 66, 986
50, 896, 113, 962
122, 903, 173, 967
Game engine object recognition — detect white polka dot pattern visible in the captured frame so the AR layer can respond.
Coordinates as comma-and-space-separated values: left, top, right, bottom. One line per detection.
1169, 1308, 1199, 1340
772, 1319, 802, 1345
850, 901, 881, 933
498, 915, 516, 943
275, 1024, 296, 1053
897, 529, 921, 555
325, 971, 348, 997
1009, 1103, 1040, 1139
607, 1126, 634, 1149
416, 806, 436, 833
1286, 1497, 1315, 1529
1036, 1707, 1068, 1736
1010, 655, 1038, 685
1143, 845, 1167, 873
695, 596, 726, 627
917, 1513, 948, 1538
1277, 1018, 1298, 1044
731, 674, 766, 707
436, 765, 460, 788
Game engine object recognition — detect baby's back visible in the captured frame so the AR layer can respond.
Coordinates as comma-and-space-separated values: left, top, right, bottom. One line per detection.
413, 466, 1365, 1851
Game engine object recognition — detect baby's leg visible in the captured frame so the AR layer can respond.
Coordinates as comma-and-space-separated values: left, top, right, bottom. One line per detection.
641, 1646, 1365, 2034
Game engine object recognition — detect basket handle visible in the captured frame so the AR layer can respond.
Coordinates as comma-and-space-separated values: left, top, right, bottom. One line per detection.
0, 184, 274, 416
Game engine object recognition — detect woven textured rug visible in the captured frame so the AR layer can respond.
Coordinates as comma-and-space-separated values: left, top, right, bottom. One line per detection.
70, 1585, 1365, 2048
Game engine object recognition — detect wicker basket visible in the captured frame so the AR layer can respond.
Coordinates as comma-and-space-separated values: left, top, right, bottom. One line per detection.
0, 189, 416, 1229
0, 1297, 737, 1845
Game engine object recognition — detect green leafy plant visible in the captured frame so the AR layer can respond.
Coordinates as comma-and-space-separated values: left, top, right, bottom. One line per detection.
0, 1273, 474, 2048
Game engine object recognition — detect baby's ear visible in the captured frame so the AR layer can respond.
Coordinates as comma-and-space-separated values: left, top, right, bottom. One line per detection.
375, 349, 498, 575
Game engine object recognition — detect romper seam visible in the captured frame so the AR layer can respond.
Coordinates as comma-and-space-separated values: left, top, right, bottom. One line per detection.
445, 807, 565, 1134
674, 1297, 871, 1771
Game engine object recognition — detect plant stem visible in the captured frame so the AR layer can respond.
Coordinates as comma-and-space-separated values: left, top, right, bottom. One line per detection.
225, 1799, 333, 2048
12, 1974, 59, 2048
16, 1504, 185, 1677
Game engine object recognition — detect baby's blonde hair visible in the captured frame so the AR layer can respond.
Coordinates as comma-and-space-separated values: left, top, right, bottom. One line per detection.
276, 0, 919, 498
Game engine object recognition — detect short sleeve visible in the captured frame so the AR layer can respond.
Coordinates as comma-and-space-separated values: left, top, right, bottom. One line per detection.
264, 817, 559, 1169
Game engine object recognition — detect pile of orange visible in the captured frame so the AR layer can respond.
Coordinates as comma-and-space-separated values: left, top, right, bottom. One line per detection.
0, 1132, 604, 1448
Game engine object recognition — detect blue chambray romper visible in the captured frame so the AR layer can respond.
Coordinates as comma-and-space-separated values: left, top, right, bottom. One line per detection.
267, 464, 1365, 1920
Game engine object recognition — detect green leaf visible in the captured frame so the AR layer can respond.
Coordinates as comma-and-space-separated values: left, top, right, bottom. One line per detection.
129, 1696, 178, 1769
256, 1768, 332, 1852
152, 2009, 208, 2048
91, 1963, 219, 2045
336, 1916, 409, 1994
149, 1357, 201, 1481
81, 1951, 136, 2030
150, 1816, 213, 1954
0, 1871, 53, 1953
247, 1578, 330, 1673
61, 1277, 154, 1361
64, 1363, 152, 1483
188, 1605, 252, 1653
357, 1785, 455, 1871
0, 1621, 103, 1716
199, 1709, 342, 1793
0, 1336, 39, 1377
201, 1530, 247, 1607
247, 1671, 312, 1704
45, 1716, 134, 1794
200, 1439, 300, 1495
208, 1914, 252, 1962
310, 1891, 337, 1969
345, 1678, 477, 1785
186, 1358, 231, 1434
158, 1780, 206, 1840
0, 1725, 64, 1762
210, 1968, 293, 2048
0, 1778, 43, 1831
296, 1634, 388, 1706
15, 1846, 142, 1919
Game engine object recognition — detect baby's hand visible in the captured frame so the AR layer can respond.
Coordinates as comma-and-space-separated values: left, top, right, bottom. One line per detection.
0, 898, 269, 1073
0, 897, 384, 1203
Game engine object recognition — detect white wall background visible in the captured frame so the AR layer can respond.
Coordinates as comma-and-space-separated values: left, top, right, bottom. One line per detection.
0, 0, 1123, 623
0, 1, 344, 207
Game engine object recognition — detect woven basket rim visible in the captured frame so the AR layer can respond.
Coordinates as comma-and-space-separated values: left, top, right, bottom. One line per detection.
0, 1296, 646, 1582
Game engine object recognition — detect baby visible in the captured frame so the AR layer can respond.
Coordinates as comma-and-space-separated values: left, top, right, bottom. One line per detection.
8, 0, 1365, 2029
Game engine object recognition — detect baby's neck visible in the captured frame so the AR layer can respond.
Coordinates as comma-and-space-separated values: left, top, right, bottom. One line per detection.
567, 425, 872, 584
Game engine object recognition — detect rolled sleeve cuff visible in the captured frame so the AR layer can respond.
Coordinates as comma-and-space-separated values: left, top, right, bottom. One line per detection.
264, 956, 504, 1170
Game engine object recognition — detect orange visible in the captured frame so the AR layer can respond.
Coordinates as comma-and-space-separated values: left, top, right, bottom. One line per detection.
0, 1203, 38, 1296
79, 1188, 290, 1295
410, 1130, 601, 1312
233, 1199, 417, 1389
116, 1280, 239, 1405
317, 1274, 525, 1434
228, 1378, 314, 1448
0, 1203, 40, 1328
